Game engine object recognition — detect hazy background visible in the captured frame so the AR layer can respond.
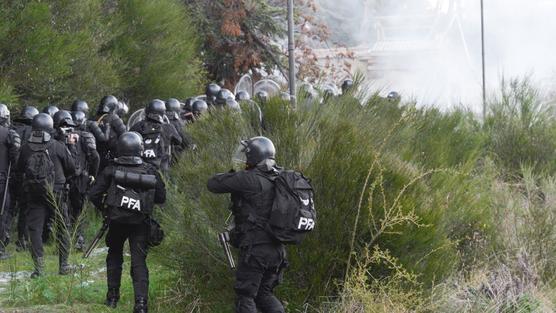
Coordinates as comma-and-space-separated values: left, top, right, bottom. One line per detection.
315, 0, 556, 111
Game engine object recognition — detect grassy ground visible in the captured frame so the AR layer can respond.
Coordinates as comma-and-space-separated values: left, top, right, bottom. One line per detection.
0, 210, 180, 313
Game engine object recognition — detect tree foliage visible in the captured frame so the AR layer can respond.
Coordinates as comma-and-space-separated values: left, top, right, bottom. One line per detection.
0, 0, 202, 110
184, 0, 286, 88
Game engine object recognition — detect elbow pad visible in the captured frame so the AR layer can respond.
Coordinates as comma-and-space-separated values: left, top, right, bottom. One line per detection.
8, 129, 21, 149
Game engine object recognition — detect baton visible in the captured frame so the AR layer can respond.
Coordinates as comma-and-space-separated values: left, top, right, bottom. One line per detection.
1, 163, 11, 216
83, 219, 109, 258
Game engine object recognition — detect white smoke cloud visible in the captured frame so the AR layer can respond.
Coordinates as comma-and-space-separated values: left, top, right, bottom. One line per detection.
315, 0, 556, 111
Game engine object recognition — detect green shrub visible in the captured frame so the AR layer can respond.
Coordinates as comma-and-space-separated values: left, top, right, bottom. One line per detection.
161, 94, 500, 310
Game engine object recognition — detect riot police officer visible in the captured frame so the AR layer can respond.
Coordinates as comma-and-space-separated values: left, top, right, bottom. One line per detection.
191, 99, 209, 118
89, 132, 166, 313
59, 111, 100, 250
0, 104, 21, 260
71, 99, 107, 144
166, 98, 194, 161
7, 106, 36, 251
96, 95, 127, 171
130, 99, 182, 172
43, 105, 59, 117
207, 137, 287, 313
341, 79, 354, 95
215, 89, 234, 106
17, 113, 76, 277
387, 91, 401, 104
206, 83, 222, 106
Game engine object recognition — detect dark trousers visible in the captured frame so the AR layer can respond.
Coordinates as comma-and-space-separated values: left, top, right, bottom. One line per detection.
26, 189, 70, 264
106, 221, 149, 300
0, 181, 11, 247
234, 243, 287, 313
68, 183, 86, 239
10, 182, 29, 245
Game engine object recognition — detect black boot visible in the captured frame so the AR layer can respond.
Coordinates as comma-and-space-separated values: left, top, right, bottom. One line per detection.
133, 297, 148, 313
75, 235, 85, 252
59, 254, 76, 275
0, 244, 10, 260
31, 256, 44, 278
105, 288, 120, 308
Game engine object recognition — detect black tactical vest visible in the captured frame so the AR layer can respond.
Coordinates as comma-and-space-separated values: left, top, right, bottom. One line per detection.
232, 170, 277, 247
105, 163, 156, 225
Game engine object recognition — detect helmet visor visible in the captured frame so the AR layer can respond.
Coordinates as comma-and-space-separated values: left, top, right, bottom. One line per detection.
232, 140, 248, 170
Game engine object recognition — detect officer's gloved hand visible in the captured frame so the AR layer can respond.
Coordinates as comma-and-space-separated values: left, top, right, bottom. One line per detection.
67, 133, 80, 145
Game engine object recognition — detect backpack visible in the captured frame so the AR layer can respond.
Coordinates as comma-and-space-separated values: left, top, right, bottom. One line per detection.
141, 124, 165, 166
24, 144, 55, 192
105, 166, 156, 224
265, 170, 316, 245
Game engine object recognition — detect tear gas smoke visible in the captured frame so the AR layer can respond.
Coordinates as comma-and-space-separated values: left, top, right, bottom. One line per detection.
315, 0, 556, 111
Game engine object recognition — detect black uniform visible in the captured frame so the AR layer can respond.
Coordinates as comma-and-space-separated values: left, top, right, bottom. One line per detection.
17, 133, 75, 269
0, 125, 21, 257
130, 119, 182, 172
97, 113, 126, 171
65, 129, 99, 247
82, 120, 107, 145
10, 120, 33, 247
166, 112, 193, 162
89, 156, 166, 303
207, 164, 287, 313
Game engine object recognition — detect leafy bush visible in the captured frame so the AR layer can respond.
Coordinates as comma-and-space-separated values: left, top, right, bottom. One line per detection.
161, 94, 503, 310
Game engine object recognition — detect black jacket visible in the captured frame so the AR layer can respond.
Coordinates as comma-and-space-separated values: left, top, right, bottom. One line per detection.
130, 119, 182, 169
207, 164, 279, 247
0, 125, 21, 179
81, 120, 107, 144
17, 132, 76, 191
97, 113, 127, 158
167, 114, 194, 157
89, 157, 166, 223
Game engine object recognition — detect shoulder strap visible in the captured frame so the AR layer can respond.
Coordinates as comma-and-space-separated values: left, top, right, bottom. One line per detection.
97, 114, 108, 124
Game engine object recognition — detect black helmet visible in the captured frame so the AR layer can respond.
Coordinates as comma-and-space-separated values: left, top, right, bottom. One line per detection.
72, 110, 87, 127
166, 98, 181, 112
235, 90, 251, 101
322, 86, 336, 99
116, 101, 129, 118
256, 91, 269, 102
43, 105, 59, 117
32, 113, 54, 132
205, 83, 221, 104
239, 136, 276, 166
98, 95, 119, 115
117, 132, 144, 157
216, 89, 234, 106
226, 98, 241, 111
71, 100, 89, 115
341, 79, 354, 94
0, 104, 10, 126
192, 99, 208, 116
19, 106, 40, 121
145, 99, 166, 123
184, 97, 195, 112
387, 91, 400, 102
53, 110, 75, 128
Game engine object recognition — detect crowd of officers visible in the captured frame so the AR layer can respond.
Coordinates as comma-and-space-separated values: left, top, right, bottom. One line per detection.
0, 80, 367, 313
0, 93, 199, 313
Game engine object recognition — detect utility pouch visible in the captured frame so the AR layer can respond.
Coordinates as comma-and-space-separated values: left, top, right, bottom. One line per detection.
146, 217, 164, 247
